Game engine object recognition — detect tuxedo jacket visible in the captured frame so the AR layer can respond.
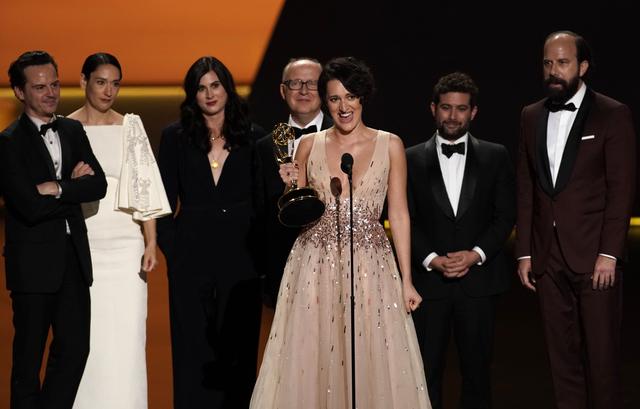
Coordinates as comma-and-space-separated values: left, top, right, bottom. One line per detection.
255, 115, 333, 301
406, 133, 516, 300
0, 114, 107, 292
515, 89, 636, 275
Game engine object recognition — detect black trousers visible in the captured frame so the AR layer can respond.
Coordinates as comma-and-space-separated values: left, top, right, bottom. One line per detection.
11, 237, 91, 409
413, 282, 496, 409
10, 237, 90, 409
168, 273, 262, 409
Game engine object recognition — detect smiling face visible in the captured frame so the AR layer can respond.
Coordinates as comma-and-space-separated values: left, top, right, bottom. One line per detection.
196, 70, 228, 117
325, 79, 363, 134
82, 64, 121, 113
280, 60, 322, 120
543, 34, 588, 103
430, 91, 477, 141
13, 63, 60, 122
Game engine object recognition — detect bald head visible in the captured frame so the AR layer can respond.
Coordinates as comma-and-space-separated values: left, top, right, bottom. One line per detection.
281, 58, 322, 81
280, 58, 323, 125
544, 31, 592, 65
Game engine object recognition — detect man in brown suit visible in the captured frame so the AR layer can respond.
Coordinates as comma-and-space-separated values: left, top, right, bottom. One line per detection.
516, 31, 636, 409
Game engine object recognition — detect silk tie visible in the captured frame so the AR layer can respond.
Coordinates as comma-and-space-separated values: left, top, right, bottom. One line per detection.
441, 142, 465, 158
39, 120, 59, 136
292, 125, 317, 138
545, 100, 577, 113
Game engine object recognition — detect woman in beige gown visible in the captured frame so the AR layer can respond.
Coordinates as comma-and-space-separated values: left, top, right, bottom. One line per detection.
251, 57, 431, 409
68, 53, 171, 409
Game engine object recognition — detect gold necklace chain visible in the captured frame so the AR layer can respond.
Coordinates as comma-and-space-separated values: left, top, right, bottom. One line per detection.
210, 139, 226, 169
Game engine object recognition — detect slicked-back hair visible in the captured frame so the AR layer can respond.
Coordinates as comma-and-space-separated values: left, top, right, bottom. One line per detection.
81, 52, 122, 81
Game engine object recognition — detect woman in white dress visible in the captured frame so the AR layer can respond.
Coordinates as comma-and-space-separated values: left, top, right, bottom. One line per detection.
68, 53, 171, 409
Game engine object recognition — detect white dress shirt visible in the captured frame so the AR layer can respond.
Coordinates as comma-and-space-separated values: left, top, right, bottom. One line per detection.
547, 83, 586, 185
29, 115, 69, 233
30, 115, 62, 180
423, 133, 486, 271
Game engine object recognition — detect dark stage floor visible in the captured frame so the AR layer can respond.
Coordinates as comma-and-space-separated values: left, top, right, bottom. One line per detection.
0, 218, 638, 408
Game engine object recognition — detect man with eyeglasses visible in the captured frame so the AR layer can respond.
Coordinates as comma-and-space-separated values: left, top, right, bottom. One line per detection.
255, 57, 333, 307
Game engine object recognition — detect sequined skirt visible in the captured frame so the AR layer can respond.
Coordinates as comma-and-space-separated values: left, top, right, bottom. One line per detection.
250, 202, 431, 408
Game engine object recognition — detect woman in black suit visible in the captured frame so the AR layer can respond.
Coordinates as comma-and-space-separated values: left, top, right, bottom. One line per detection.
157, 56, 262, 409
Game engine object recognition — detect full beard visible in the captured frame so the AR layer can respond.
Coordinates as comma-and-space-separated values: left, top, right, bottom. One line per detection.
544, 75, 580, 103
437, 121, 469, 141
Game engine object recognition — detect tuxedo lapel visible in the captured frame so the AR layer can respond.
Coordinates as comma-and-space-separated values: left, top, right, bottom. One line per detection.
456, 134, 478, 221
554, 89, 594, 194
57, 118, 73, 179
534, 108, 554, 197
19, 113, 56, 179
425, 135, 455, 220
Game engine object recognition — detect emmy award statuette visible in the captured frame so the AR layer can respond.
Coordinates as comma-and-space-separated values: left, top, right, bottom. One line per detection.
272, 123, 325, 227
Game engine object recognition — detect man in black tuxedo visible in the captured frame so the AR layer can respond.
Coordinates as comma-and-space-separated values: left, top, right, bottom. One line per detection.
256, 57, 332, 305
0, 51, 107, 409
406, 72, 515, 409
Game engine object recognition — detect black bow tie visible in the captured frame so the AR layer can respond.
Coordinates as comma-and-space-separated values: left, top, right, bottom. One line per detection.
441, 142, 465, 158
546, 100, 577, 113
292, 125, 317, 138
39, 120, 58, 136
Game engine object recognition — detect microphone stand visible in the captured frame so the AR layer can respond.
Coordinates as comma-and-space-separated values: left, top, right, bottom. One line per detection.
346, 168, 356, 409
340, 152, 355, 409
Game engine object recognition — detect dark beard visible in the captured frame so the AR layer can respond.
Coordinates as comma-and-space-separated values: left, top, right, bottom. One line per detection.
437, 121, 469, 141
544, 75, 580, 103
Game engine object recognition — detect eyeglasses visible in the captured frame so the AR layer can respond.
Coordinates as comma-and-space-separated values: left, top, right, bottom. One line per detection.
282, 79, 318, 91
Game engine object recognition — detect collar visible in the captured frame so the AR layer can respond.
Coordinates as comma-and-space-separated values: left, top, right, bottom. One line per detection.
288, 111, 324, 131
566, 82, 587, 109
436, 132, 468, 148
27, 114, 57, 131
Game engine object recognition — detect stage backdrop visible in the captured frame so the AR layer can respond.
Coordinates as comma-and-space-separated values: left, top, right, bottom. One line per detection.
0, 0, 284, 85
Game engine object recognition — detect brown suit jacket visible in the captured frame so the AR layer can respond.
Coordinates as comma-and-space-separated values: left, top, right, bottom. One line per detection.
515, 89, 636, 275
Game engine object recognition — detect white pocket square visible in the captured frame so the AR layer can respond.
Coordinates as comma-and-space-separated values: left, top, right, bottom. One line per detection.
581, 135, 595, 140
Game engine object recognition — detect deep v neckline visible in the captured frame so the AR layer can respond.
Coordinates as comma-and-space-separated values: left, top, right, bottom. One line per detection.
323, 130, 380, 195
208, 149, 229, 188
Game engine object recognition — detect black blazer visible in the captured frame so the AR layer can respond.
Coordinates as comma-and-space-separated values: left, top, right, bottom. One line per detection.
156, 122, 261, 285
0, 114, 107, 292
406, 133, 515, 299
255, 115, 333, 302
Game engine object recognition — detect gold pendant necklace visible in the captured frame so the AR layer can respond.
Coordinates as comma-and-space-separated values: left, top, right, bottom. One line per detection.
210, 135, 225, 169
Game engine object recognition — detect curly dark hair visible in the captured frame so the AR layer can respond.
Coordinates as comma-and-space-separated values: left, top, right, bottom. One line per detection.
318, 57, 375, 107
432, 72, 479, 107
180, 56, 249, 152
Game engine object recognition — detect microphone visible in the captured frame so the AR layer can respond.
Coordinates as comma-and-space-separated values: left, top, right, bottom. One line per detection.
340, 153, 353, 177
330, 177, 342, 199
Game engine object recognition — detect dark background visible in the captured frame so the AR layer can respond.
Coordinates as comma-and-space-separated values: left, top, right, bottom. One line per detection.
248, 2, 639, 192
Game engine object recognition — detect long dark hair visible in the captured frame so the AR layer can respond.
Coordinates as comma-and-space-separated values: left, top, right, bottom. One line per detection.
81, 52, 122, 80
180, 56, 249, 152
